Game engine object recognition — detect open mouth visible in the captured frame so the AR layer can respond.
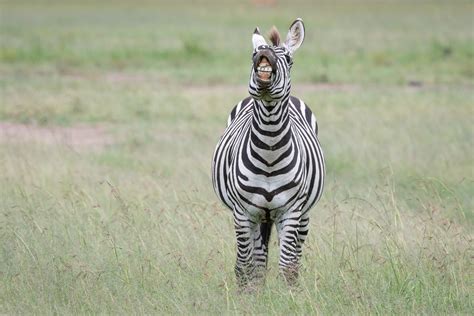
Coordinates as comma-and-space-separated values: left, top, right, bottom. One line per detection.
256, 57, 273, 82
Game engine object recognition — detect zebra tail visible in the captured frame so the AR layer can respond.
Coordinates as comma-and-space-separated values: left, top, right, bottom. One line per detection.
260, 219, 273, 262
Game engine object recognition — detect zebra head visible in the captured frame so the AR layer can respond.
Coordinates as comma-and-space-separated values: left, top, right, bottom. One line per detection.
249, 18, 305, 102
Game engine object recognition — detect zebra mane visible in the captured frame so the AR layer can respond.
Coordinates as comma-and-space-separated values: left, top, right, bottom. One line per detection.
268, 26, 281, 46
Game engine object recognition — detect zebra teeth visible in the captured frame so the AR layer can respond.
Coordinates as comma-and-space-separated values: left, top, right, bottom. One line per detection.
257, 66, 273, 72
256, 64, 273, 81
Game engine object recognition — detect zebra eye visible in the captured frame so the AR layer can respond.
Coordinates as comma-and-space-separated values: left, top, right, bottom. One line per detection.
284, 54, 292, 64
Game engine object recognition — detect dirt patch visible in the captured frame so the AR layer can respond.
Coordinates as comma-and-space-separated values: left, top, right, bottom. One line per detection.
56, 69, 359, 92
0, 122, 114, 151
104, 72, 153, 83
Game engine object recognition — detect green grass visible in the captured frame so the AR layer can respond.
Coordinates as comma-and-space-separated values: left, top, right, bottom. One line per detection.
1, 0, 473, 314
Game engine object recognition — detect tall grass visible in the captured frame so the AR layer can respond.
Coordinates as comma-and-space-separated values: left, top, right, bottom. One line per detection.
1, 0, 473, 314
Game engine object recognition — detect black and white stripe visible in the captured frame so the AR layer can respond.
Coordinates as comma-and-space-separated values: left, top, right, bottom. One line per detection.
212, 19, 325, 287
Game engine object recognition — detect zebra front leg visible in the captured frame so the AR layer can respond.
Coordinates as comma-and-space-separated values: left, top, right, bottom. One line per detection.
276, 208, 302, 286
233, 207, 258, 290
295, 211, 310, 262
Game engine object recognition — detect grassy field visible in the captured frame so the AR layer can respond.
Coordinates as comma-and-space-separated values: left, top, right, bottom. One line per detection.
1, 0, 473, 314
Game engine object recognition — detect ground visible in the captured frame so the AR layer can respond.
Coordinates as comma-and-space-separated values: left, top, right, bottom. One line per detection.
0, 0, 473, 314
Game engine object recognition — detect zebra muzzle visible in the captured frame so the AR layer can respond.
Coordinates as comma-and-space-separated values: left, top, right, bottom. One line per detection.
256, 57, 272, 82
253, 51, 276, 84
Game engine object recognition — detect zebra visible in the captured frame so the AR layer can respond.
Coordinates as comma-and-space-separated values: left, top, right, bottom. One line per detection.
211, 18, 325, 288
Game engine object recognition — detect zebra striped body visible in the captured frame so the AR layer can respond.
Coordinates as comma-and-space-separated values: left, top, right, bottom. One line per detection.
211, 18, 325, 287
213, 96, 324, 222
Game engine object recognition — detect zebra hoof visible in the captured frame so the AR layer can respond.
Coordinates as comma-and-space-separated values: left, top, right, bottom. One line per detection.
280, 266, 300, 287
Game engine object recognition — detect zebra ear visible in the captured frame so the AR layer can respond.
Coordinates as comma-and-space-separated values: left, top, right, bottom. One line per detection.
252, 27, 268, 50
284, 18, 305, 55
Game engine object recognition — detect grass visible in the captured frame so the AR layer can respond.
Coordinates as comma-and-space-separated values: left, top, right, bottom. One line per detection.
1, 0, 473, 314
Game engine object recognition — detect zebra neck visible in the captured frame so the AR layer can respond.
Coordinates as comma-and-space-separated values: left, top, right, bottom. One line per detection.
251, 97, 292, 149
252, 97, 290, 127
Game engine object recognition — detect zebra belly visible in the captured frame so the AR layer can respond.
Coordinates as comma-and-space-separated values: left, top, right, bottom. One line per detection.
229, 172, 309, 221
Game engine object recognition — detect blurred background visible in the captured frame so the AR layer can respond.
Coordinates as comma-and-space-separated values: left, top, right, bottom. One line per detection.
1, 0, 473, 314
